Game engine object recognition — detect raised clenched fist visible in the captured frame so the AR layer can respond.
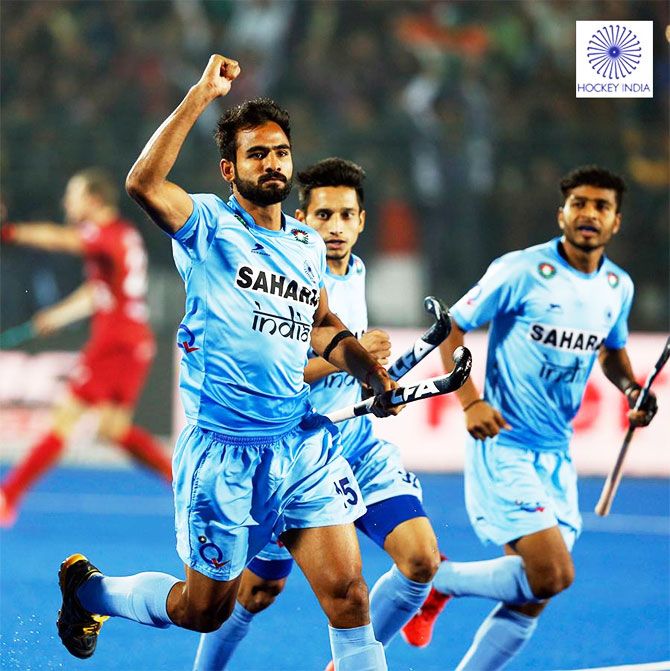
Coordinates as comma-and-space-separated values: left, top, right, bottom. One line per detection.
196, 55, 241, 99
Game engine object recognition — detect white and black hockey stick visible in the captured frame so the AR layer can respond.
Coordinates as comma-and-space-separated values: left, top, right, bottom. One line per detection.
595, 335, 670, 516
326, 346, 472, 423
385, 296, 452, 381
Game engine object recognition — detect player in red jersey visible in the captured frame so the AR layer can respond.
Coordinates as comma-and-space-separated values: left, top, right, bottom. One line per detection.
0, 168, 172, 527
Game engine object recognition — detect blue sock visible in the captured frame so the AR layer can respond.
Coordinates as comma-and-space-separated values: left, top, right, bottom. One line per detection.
369, 564, 431, 646
456, 603, 538, 671
193, 601, 255, 671
328, 624, 387, 671
77, 572, 179, 628
433, 556, 540, 604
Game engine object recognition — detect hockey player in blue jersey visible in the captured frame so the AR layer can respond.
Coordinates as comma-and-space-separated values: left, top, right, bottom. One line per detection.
402, 166, 659, 670
192, 158, 445, 671
55, 55, 401, 671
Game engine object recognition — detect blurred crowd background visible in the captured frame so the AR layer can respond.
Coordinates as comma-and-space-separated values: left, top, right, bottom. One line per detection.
1, 0, 668, 346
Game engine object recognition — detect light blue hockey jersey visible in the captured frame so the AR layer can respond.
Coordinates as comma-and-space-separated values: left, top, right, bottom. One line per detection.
308, 254, 377, 462
451, 237, 633, 451
172, 194, 326, 437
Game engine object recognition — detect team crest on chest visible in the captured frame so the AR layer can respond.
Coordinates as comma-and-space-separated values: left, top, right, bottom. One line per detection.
607, 272, 619, 288
538, 262, 556, 279
291, 228, 309, 244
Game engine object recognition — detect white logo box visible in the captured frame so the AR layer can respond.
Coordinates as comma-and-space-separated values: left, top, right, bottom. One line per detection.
576, 21, 653, 98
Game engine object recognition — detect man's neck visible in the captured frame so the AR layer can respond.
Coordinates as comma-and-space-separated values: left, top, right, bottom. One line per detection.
327, 253, 350, 276
234, 191, 283, 231
559, 237, 604, 274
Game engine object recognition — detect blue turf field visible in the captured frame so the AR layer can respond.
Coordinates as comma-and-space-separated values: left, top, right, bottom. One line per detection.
0, 466, 668, 671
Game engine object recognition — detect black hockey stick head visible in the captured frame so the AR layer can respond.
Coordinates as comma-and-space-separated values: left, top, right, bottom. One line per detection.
383, 345, 472, 408
422, 296, 452, 345
435, 345, 472, 393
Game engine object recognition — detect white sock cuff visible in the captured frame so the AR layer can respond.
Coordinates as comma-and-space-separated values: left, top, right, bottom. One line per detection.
337, 642, 387, 671
232, 600, 255, 624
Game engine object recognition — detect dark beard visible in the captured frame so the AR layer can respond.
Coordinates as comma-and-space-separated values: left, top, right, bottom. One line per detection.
235, 174, 293, 206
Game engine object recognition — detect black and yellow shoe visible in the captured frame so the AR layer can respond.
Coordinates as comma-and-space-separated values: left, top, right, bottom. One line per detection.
57, 553, 109, 659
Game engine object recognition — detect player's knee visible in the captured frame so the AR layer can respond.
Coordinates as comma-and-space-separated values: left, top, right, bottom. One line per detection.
396, 547, 440, 583
529, 558, 574, 598
325, 576, 370, 624
243, 578, 286, 614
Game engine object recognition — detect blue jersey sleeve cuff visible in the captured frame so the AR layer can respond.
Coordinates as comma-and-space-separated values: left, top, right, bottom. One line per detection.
448, 307, 473, 333
171, 196, 198, 242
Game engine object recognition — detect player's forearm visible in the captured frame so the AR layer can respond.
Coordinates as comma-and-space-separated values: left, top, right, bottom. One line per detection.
598, 346, 636, 392
328, 336, 382, 385
4, 223, 82, 254
312, 312, 378, 384
127, 86, 212, 193
440, 323, 481, 408
125, 86, 214, 234
304, 357, 340, 384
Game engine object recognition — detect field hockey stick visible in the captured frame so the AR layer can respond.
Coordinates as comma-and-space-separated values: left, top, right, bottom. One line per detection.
326, 345, 472, 423
385, 296, 451, 381
0, 320, 36, 349
595, 335, 670, 516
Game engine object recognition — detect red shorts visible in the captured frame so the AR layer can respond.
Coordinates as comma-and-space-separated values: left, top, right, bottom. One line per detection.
69, 327, 156, 407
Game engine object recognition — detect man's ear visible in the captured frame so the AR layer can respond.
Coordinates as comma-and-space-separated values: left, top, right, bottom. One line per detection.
220, 159, 235, 184
359, 209, 366, 232
294, 208, 306, 222
557, 205, 565, 232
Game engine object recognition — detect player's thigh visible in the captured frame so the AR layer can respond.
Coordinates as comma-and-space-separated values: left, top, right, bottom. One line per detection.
282, 523, 363, 600
383, 515, 439, 580
97, 403, 133, 442
504, 525, 574, 600
505, 525, 573, 572
51, 392, 89, 438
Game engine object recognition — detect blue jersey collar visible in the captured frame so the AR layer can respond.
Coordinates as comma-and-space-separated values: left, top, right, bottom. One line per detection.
326, 255, 355, 281
227, 195, 287, 235
552, 236, 605, 279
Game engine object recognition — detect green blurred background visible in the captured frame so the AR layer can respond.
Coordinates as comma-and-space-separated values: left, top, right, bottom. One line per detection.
1, 0, 668, 433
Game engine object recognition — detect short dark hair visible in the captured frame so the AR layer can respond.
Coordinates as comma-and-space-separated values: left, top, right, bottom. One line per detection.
214, 97, 291, 162
559, 165, 626, 212
297, 158, 366, 210
75, 168, 119, 206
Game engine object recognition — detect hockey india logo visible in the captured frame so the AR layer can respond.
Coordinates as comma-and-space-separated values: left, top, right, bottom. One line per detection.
538, 262, 556, 279
607, 271, 619, 288
587, 25, 641, 80
291, 228, 309, 244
